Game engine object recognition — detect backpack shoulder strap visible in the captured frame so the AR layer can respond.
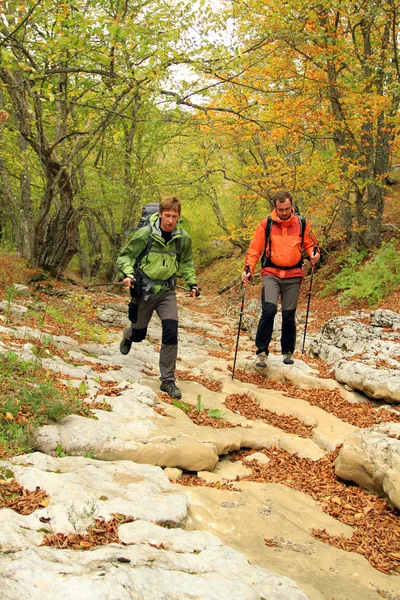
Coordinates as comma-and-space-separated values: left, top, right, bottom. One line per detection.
298, 215, 306, 244
135, 225, 153, 267
175, 232, 182, 259
263, 216, 273, 258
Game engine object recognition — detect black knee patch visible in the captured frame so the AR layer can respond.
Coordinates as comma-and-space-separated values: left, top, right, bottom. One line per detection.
128, 302, 138, 324
282, 309, 296, 325
130, 327, 147, 343
162, 319, 178, 345
261, 301, 277, 319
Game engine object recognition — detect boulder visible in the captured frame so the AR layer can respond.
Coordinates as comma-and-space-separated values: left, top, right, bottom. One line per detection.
370, 308, 400, 330
309, 314, 400, 367
13, 284, 31, 297
334, 423, 400, 509
309, 316, 376, 363
97, 307, 128, 327
335, 360, 400, 403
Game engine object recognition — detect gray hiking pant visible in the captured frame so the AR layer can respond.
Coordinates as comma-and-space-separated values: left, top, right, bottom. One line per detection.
124, 289, 178, 383
255, 275, 301, 355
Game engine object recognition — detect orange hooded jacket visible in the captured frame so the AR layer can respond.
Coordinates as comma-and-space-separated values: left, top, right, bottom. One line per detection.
244, 209, 319, 279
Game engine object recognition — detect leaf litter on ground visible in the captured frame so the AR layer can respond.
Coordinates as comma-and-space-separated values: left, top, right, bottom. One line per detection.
231, 369, 400, 428
232, 447, 400, 575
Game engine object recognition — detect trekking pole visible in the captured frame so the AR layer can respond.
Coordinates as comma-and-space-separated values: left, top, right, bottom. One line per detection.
83, 282, 124, 289
176, 284, 201, 296
301, 246, 318, 354
83, 281, 200, 295
232, 267, 250, 380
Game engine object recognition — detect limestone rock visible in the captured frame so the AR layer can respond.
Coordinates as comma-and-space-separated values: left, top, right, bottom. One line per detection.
4, 453, 189, 537
310, 314, 400, 371
244, 452, 271, 465
335, 360, 400, 403
164, 467, 182, 481
334, 423, 400, 509
197, 470, 222, 483
370, 308, 400, 329
34, 409, 219, 472
0, 522, 310, 600
240, 299, 282, 342
33, 380, 224, 471
0, 509, 44, 551
97, 307, 128, 327
13, 284, 31, 296
0, 301, 28, 317
309, 316, 375, 363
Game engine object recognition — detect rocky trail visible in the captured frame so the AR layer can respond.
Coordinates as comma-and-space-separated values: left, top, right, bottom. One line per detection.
0, 283, 399, 600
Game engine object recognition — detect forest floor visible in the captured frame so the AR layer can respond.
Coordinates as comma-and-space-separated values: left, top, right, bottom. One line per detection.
1, 249, 400, 599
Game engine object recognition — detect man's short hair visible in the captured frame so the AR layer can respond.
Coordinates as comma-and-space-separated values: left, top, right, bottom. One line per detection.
273, 191, 293, 206
160, 196, 181, 215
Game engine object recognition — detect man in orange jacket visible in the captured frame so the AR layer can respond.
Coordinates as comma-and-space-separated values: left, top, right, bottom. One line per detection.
242, 190, 320, 366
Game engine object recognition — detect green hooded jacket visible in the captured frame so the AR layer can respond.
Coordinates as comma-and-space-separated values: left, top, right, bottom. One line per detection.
116, 213, 197, 293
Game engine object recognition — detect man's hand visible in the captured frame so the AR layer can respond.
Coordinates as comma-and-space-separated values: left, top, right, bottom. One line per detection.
189, 285, 200, 298
241, 268, 252, 284
310, 250, 320, 267
123, 275, 135, 288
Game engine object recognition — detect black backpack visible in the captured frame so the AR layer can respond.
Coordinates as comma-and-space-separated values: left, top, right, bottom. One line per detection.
136, 202, 160, 229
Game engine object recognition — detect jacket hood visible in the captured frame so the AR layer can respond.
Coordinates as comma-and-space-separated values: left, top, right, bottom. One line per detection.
149, 212, 181, 238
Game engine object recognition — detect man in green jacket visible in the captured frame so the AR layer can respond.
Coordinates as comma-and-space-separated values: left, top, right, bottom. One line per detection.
116, 197, 199, 399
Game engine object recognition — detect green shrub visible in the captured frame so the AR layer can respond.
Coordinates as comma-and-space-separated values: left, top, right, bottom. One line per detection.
322, 240, 400, 305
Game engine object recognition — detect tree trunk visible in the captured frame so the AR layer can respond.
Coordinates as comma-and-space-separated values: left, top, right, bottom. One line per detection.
0, 155, 35, 259
17, 135, 35, 261
77, 230, 91, 280
83, 216, 102, 278
37, 169, 85, 277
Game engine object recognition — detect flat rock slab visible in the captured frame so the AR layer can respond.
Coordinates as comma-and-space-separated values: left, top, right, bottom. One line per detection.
221, 376, 356, 454
37, 370, 355, 472
34, 358, 359, 474
1, 453, 188, 548
184, 480, 399, 600
334, 423, 400, 509
0, 521, 309, 600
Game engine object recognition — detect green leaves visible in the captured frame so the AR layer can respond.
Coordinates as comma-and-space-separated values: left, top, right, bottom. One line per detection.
171, 398, 192, 412
322, 240, 400, 306
56, 443, 68, 458
206, 408, 226, 419
0, 352, 91, 456
196, 394, 204, 412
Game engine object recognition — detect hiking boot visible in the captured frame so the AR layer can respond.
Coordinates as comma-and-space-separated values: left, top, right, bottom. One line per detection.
283, 353, 294, 365
255, 352, 267, 368
119, 335, 132, 355
120, 327, 133, 355
160, 381, 182, 399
